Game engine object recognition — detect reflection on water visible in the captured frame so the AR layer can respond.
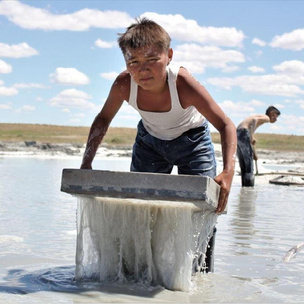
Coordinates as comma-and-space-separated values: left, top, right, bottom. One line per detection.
0, 157, 304, 303
232, 187, 258, 242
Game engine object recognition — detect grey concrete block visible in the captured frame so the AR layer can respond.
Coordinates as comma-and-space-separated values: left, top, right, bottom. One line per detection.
61, 169, 220, 211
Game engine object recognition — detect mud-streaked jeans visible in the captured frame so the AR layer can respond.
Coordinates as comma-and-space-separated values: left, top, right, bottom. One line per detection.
131, 120, 216, 177
131, 119, 217, 272
237, 128, 255, 187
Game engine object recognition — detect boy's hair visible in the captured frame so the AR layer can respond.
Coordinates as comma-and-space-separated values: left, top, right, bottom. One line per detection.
266, 106, 281, 116
118, 17, 171, 55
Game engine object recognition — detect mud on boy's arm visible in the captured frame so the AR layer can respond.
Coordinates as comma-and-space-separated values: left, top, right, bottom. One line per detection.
80, 114, 109, 169
80, 74, 128, 170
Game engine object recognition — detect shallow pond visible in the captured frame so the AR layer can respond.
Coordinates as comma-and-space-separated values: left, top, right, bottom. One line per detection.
0, 157, 303, 303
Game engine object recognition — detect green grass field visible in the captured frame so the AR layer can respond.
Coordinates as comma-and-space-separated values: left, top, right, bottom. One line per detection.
1, 123, 303, 152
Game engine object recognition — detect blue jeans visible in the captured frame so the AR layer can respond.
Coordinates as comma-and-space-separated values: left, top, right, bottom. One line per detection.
131, 120, 217, 273
237, 128, 255, 187
131, 120, 217, 178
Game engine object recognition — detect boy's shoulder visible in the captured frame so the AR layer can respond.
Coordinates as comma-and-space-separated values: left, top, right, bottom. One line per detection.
117, 70, 130, 81
176, 66, 190, 80
113, 70, 131, 88
111, 70, 131, 100
255, 114, 270, 121
246, 114, 269, 122
175, 66, 197, 90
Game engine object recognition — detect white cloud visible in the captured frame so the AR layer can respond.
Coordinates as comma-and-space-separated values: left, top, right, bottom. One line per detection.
0, 2, 245, 47
217, 99, 274, 129
207, 74, 304, 97
278, 114, 304, 134
100, 72, 119, 81
270, 28, 304, 51
219, 100, 255, 113
54, 88, 91, 99
50, 68, 90, 85
251, 99, 266, 107
252, 38, 266, 47
287, 99, 304, 108
273, 103, 284, 109
0, 103, 12, 110
50, 88, 98, 111
208, 59, 304, 97
0, 42, 38, 58
95, 39, 117, 49
248, 66, 265, 73
207, 75, 304, 97
0, 1, 133, 31
273, 60, 304, 74
222, 65, 240, 73
13, 83, 49, 89
220, 99, 265, 115
19, 105, 36, 112
172, 43, 245, 74
0, 86, 18, 96
141, 12, 245, 47
0, 59, 12, 73
217, 100, 256, 125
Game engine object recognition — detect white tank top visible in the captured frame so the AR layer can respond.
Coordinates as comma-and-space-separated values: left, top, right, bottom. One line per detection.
128, 66, 206, 140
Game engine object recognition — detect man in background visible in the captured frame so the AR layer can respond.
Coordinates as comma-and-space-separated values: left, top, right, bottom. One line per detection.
237, 106, 281, 187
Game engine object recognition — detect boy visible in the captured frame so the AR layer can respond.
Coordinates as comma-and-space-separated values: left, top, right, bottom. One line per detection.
81, 18, 236, 272
237, 106, 281, 187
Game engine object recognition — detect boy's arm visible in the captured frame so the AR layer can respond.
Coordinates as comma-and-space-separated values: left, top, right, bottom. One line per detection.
177, 68, 237, 214
252, 140, 258, 161
80, 72, 129, 169
80, 112, 111, 169
213, 119, 237, 214
248, 114, 270, 161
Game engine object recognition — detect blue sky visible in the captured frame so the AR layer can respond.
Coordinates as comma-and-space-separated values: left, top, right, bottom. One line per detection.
1, 0, 304, 135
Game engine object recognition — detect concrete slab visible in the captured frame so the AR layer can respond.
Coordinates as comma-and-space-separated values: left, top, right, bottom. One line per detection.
61, 169, 220, 210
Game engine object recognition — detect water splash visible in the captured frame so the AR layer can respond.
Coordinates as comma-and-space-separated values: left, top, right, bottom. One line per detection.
75, 196, 217, 291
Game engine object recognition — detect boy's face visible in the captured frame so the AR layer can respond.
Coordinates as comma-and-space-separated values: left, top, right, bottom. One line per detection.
124, 46, 173, 91
269, 111, 279, 123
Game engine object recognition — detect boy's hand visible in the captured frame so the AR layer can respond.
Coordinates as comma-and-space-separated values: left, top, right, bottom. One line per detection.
214, 170, 234, 214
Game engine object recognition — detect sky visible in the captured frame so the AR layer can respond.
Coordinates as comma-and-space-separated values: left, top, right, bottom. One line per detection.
1, 0, 304, 136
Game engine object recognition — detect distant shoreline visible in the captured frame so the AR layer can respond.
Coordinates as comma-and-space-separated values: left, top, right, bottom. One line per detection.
2, 140, 303, 187
0, 140, 133, 158
1, 123, 304, 153
1, 140, 304, 166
